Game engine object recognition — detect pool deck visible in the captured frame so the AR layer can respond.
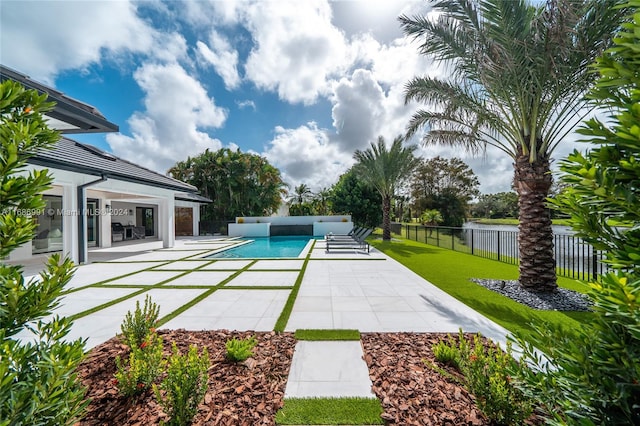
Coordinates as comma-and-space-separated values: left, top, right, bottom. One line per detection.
14, 236, 512, 401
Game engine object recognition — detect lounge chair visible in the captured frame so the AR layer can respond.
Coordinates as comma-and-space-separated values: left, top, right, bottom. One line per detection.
325, 226, 364, 240
325, 228, 372, 252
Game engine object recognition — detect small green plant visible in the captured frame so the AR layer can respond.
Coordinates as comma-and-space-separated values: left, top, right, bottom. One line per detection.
120, 295, 159, 348
225, 335, 258, 362
432, 331, 532, 425
154, 343, 209, 426
114, 332, 165, 397
432, 338, 459, 368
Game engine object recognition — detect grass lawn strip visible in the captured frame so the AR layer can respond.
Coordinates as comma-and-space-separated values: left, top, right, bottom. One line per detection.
295, 329, 361, 341
67, 257, 225, 318
275, 397, 384, 425
155, 260, 258, 326
371, 236, 593, 340
273, 240, 315, 333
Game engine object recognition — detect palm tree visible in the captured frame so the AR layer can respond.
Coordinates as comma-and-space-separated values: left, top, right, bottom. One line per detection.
313, 187, 333, 215
354, 136, 419, 241
400, 0, 625, 292
288, 183, 314, 206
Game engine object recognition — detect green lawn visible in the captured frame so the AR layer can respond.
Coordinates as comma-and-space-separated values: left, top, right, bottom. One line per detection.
275, 397, 384, 425
370, 236, 592, 340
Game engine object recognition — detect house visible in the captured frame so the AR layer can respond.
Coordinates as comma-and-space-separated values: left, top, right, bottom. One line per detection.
1, 65, 210, 264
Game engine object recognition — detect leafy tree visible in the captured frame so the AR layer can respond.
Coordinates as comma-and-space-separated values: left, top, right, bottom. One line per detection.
288, 183, 314, 216
471, 192, 519, 219
169, 148, 286, 221
513, 5, 640, 423
331, 168, 382, 229
410, 156, 480, 226
312, 187, 332, 215
420, 209, 443, 226
400, 0, 626, 291
353, 136, 419, 240
0, 81, 87, 424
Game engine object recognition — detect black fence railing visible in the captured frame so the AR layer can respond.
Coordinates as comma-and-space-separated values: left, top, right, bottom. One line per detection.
401, 224, 606, 281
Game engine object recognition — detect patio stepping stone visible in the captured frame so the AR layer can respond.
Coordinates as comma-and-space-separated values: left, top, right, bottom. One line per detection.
284, 340, 375, 398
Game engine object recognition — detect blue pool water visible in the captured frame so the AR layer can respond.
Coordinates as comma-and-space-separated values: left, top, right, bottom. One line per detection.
208, 236, 313, 259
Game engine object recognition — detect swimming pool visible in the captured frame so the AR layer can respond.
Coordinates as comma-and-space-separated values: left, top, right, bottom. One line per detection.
207, 236, 313, 259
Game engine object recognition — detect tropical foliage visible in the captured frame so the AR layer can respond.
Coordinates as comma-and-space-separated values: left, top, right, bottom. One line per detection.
512, 4, 640, 423
169, 148, 286, 221
353, 136, 419, 240
0, 81, 87, 424
400, 0, 626, 291
410, 156, 480, 226
470, 192, 519, 219
331, 168, 382, 229
288, 183, 314, 216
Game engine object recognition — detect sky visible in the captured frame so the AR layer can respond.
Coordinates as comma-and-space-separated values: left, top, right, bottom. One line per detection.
0, 0, 584, 195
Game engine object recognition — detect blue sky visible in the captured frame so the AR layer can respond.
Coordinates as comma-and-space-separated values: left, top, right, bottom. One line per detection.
1, 0, 527, 194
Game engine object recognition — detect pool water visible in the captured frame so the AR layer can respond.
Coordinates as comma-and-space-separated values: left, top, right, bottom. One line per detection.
208, 236, 313, 259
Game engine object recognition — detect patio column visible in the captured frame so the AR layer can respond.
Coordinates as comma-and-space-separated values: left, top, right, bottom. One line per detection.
62, 184, 78, 263
159, 197, 175, 248
100, 198, 112, 248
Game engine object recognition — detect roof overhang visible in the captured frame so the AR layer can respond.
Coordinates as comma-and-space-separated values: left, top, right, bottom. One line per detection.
0, 65, 119, 134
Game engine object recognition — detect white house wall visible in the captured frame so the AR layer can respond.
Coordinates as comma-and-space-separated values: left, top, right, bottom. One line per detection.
9, 164, 178, 263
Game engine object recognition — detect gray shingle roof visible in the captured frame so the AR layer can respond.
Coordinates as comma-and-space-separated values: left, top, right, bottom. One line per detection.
29, 137, 199, 194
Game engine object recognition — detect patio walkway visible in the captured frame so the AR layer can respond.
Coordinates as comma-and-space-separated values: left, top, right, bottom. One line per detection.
16, 236, 512, 403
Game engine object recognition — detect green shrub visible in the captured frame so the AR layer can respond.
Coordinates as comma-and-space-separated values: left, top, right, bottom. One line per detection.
154, 343, 209, 426
513, 4, 640, 423
225, 336, 258, 362
432, 338, 459, 368
432, 331, 532, 425
120, 295, 160, 349
114, 332, 165, 397
0, 81, 88, 424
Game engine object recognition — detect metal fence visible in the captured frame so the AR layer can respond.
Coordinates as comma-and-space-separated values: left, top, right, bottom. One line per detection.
401, 224, 606, 281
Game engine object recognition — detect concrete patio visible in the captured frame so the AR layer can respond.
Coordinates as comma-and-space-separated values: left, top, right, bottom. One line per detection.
16, 236, 512, 400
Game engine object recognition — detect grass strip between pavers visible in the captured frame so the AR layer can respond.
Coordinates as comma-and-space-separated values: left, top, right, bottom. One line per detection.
68, 287, 149, 321
295, 329, 361, 341
155, 260, 258, 326
273, 241, 314, 333
275, 397, 384, 425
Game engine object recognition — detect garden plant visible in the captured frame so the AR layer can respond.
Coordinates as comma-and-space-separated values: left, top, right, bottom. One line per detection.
511, 2, 640, 423
0, 81, 87, 424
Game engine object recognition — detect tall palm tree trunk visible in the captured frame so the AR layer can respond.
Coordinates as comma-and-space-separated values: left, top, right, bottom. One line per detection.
514, 147, 558, 292
382, 195, 392, 241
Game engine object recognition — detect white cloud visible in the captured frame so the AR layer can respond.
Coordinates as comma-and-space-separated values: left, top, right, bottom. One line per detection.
262, 122, 352, 191
242, 0, 350, 104
196, 30, 241, 90
0, 0, 155, 82
236, 100, 256, 110
107, 63, 227, 172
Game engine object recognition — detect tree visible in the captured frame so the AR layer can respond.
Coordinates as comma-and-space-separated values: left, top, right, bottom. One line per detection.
288, 183, 314, 216
312, 187, 332, 215
0, 81, 87, 424
169, 148, 286, 221
471, 192, 519, 219
331, 169, 382, 229
420, 209, 444, 226
353, 135, 419, 240
513, 5, 640, 422
410, 156, 480, 226
401, 0, 626, 292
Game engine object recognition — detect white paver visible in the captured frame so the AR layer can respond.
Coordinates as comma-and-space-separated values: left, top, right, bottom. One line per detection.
285, 341, 375, 398
67, 288, 206, 349
250, 260, 304, 270
225, 271, 298, 287
199, 260, 253, 270
167, 271, 236, 286
112, 250, 206, 262
161, 289, 290, 331
151, 260, 212, 270
65, 262, 159, 288
57, 287, 140, 317
104, 270, 185, 286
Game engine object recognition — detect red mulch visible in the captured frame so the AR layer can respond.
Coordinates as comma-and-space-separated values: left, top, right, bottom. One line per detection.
77, 330, 542, 425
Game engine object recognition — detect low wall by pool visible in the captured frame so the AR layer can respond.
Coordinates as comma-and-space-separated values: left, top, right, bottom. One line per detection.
228, 216, 353, 237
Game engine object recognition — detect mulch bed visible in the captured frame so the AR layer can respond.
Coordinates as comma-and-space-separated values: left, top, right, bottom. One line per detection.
77, 330, 540, 425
